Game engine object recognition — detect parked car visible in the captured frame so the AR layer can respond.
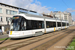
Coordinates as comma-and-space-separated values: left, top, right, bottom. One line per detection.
0, 29, 3, 35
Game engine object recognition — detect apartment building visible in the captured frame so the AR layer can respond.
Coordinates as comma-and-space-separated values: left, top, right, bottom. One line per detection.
72, 21, 75, 25
0, 3, 19, 32
63, 12, 72, 25
48, 11, 72, 25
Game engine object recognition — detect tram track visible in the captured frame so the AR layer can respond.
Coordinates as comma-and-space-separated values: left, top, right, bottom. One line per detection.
31, 29, 75, 50
0, 29, 67, 44
0, 29, 71, 50
0, 29, 65, 44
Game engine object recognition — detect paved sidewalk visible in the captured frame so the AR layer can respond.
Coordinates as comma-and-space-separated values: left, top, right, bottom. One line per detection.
0, 34, 8, 39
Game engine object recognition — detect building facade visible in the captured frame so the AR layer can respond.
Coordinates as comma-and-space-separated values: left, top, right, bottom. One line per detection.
48, 11, 72, 25
0, 3, 18, 32
72, 21, 75, 25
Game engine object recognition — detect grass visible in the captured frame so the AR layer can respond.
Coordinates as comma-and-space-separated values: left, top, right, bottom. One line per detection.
67, 39, 75, 50
0, 38, 10, 41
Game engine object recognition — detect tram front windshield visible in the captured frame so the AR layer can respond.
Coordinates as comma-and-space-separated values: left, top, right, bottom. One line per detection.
10, 16, 20, 31
10, 16, 25, 31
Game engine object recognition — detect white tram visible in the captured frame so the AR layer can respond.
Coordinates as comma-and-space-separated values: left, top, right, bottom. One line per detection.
9, 13, 69, 38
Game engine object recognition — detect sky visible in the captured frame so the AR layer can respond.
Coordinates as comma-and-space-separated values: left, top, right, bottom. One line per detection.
0, 0, 75, 21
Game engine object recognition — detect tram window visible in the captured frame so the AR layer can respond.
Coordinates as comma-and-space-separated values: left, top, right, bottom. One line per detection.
65, 23, 66, 26
32, 20, 38, 29
0, 26, 1, 29
26, 20, 32, 30
67, 23, 69, 26
24, 22, 26, 26
62, 23, 63, 26
57, 22, 61, 27
62, 23, 64, 26
21, 21, 24, 30
53, 22, 56, 27
50, 22, 53, 27
67, 23, 68, 26
46, 21, 56, 28
62, 23, 66, 26
64, 23, 66, 26
42, 22, 44, 28
46, 22, 50, 28
26, 20, 44, 30
68, 23, 69, 26
38, 21, 43, 29
20, 17, 26, 30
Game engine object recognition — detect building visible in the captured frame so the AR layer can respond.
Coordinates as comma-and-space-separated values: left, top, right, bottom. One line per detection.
48, 11, 72, 25
72, 21, 75, 25
0, 3, 19, 33
63, 12, 72, 25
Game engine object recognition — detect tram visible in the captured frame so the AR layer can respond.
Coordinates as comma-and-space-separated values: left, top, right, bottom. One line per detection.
9, 13, 69, 38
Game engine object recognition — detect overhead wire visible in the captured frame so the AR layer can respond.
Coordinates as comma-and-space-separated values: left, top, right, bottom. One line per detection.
62, 0, 69, 8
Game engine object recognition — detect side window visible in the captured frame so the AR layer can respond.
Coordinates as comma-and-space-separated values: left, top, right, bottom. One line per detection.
6, 9, 10, 14
62, 22, 66, 26
62, 23, 64, 26
46, 21, 49, 28
63, 23, 66, 26
53, 22, 56, 27
57, 22, 61, 27
65, 23, 66, 26
0, 26, 1, 29
42, 22, 44, 28
67, 23, 69, 26
38, 21, 44, 29
32, 20, 37, 29
0, 8, 2, 13
24, 22, 26, 26
38, 21, 42, 28
46, 21, 56, 28
32, 21, 44, 29
26, 20, 44, 30
20, 17, 26, 30
26, 20, 32, 30
0, 16, 2, 21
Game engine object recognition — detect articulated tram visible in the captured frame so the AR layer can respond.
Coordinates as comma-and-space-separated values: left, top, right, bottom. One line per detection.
9, 13, 69, 38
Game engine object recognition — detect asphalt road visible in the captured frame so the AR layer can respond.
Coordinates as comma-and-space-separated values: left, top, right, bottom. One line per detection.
0, 34, 8, 39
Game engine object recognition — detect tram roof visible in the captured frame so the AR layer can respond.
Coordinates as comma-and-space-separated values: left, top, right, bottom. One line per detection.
14, 14, 68, 23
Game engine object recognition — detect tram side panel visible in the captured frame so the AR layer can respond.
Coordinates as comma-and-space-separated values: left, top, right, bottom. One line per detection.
45, 19, 57, 33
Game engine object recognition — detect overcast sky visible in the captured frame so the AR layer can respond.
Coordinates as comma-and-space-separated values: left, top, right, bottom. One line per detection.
0, 0, 75, 21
